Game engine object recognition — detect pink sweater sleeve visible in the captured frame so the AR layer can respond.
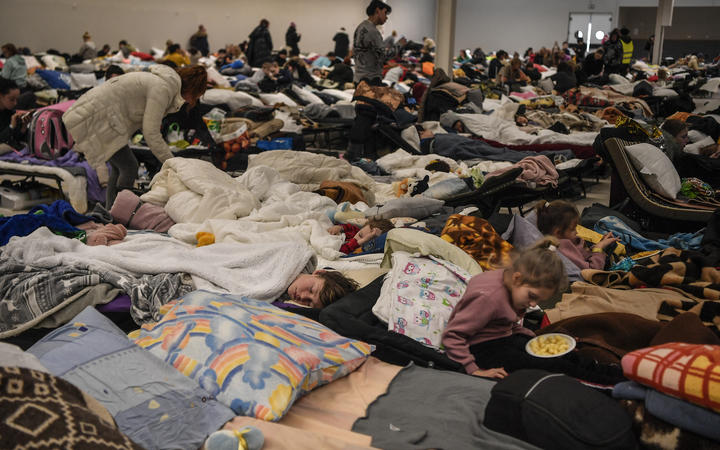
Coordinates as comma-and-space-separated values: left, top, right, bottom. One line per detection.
558, 238, 606, 270
442, 289, 494, 374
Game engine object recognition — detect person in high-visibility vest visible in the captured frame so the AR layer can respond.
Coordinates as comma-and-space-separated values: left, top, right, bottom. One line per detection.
620, 28, 634, 73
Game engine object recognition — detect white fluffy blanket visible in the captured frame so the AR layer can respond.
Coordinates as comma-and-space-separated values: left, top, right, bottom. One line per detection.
3, 227, 314, 301
141, 159, 347, 259
443, 107, 600, 147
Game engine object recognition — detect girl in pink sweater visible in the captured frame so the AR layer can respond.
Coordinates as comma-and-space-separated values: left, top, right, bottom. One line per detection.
536, 200, 619, 270
442, 238, 624, 384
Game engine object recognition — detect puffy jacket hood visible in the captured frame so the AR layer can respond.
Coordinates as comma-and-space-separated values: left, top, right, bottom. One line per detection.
149, 64, 184, 110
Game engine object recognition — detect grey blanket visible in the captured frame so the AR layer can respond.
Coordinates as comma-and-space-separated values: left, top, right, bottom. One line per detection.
0, 257, 192, 338
353, 363, 538, 449
433, 133, 575, 163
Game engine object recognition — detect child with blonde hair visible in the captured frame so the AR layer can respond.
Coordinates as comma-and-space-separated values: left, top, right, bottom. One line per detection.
442, 237, 623, 384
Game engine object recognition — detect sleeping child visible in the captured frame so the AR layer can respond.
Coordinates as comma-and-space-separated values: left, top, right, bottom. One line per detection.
328, 218, 394, 254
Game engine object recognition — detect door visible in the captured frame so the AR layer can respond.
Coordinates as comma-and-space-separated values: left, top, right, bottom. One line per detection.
568, 12, 613, 53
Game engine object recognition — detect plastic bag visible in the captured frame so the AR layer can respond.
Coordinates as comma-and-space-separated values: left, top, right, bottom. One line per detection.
202, 107, 227, 142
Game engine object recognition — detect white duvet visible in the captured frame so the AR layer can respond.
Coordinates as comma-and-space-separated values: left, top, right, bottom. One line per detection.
140, 158, 348, 259
443, 106, 601, 147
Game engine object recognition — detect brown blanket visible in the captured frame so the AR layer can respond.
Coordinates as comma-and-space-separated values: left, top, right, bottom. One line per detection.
580, 248, 720, 334
539, 312, 720, 364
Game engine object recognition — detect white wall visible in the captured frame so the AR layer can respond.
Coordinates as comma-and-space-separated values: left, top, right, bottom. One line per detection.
454, 0, 720, 56
384, 0, 437, 42
0, 0, 436, 57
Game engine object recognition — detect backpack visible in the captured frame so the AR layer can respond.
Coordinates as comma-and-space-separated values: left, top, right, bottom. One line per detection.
484, 369, 637, 450
28, 100, 76, 160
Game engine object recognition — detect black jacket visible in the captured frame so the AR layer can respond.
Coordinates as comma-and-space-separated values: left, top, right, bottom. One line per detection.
0, 108, 23, 146
247, 25, 273, 66
285, 26, 300, 52
333, 32, 350, 58
582, 54, 605, 77
319, 275, 463, 370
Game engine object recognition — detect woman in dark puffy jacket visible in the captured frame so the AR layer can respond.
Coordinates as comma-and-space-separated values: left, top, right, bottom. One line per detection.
247, 19, 273, 67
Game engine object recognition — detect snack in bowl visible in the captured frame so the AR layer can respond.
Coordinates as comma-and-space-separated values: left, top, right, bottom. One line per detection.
526, 333, 576, 358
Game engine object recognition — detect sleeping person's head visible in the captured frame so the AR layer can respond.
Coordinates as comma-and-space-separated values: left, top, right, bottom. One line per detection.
286, 270, 359, 308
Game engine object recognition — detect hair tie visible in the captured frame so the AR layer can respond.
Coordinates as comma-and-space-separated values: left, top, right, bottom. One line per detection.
548, 244, 557, 252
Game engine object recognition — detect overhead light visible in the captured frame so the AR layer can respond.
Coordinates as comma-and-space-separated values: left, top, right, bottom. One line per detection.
595, 30, 605, 40
577, 30, 583, 39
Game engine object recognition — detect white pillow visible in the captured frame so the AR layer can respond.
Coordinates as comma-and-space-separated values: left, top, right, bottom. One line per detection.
625, 143, 681, 199
372, 251, 470, 348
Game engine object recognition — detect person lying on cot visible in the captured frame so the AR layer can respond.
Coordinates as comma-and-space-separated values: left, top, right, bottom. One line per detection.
327, 218, 394, 254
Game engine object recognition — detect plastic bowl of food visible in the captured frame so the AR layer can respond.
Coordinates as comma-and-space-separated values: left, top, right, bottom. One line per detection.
526, 333, 576, 358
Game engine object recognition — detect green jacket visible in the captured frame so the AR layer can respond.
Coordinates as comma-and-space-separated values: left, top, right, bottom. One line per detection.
1, 55, 27, 87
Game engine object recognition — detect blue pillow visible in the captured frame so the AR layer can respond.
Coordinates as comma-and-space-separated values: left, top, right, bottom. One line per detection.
35, 69, 71, 90
28, 307, 235, 450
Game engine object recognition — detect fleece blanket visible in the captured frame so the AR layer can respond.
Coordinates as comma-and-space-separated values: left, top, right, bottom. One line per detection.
3, 227, 315, 312
0, 252, 186, 334
140, 159, 347, 259
581, 248, 720, 334
487, 155, 559, 187
440, 109, 600, 147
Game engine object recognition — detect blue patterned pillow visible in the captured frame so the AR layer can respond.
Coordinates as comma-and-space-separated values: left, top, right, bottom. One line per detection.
133, 290, 373, 421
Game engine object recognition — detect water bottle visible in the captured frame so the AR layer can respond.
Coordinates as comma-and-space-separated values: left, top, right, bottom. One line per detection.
137, 162, 150, 184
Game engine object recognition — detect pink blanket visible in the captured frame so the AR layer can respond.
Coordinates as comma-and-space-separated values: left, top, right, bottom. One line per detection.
109, 189, 175, 232
487, 155, 559, 188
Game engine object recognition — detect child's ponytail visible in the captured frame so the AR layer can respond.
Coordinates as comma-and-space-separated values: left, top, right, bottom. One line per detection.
511, 236, 568, 294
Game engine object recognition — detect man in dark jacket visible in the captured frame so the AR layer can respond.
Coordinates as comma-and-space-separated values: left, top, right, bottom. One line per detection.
333, 28, 350, 59
582, 48, 605, 79
189, 25, 210, 57
247, 19, 273, 67
603, 29, 623, 74
285, 22, 301, 56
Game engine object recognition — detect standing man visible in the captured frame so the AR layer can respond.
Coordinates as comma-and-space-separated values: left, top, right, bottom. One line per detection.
285, 22, 301, 56
352, 0, 391, 84
189, 25, 210, 57
333, 27, 350, 59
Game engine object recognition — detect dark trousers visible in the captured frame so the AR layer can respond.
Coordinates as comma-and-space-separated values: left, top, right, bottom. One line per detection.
106, 145, 138, 208
469, 334, 624, 385
347, 105, 377, 161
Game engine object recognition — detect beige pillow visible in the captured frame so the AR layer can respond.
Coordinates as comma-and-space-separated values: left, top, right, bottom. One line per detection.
344, 267, 389, 288
381, 228, 483, 275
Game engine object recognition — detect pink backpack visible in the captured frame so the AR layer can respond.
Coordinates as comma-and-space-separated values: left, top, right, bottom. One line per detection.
29, 100, 76, 160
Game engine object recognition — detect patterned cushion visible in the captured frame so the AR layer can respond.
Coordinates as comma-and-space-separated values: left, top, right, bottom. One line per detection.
0, 366, 143, 449
133, 290, 373, 421
373, 252, 471, 348
621, 343, 720, 412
